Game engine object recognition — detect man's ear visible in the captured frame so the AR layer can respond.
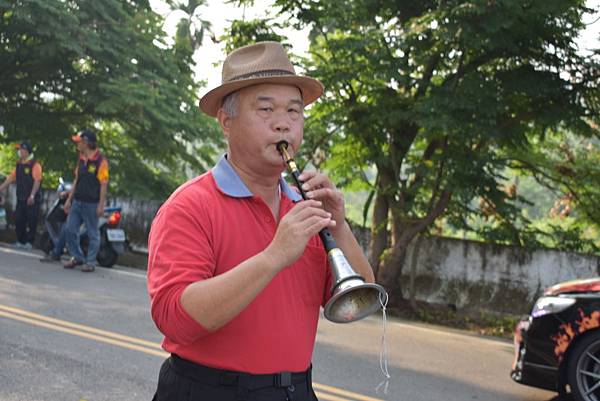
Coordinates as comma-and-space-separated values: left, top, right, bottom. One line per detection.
217, 109, 232, 140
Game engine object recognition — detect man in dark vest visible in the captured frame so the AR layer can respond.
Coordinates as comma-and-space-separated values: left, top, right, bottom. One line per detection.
0, 140, 43, 249
63, 129, 109, 273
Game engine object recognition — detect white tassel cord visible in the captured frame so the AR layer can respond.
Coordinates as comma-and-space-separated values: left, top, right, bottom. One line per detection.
375, 291, 391, 396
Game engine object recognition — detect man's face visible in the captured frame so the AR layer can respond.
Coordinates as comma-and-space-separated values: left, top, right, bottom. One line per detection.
17, 148, 29, 160
76, 140, 86, 153
221, 83, 304, 174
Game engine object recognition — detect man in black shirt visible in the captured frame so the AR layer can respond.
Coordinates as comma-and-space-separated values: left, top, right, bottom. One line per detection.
0, 141, 43, 249
63, 129, 109, 272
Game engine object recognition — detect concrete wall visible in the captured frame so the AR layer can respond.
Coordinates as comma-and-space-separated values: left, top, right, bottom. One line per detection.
400, 236, 600, 314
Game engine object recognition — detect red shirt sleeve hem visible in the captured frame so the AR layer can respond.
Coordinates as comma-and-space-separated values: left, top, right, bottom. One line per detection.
151, 284, 210, 346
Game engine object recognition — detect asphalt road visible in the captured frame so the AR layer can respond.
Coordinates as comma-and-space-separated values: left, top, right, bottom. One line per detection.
0, 243, 558, 401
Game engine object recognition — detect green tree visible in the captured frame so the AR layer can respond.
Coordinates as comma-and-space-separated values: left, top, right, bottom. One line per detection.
232, 0, 600, 305
221, 18, 288, 53
0, 0, 222, 199
164, 0, 215, 52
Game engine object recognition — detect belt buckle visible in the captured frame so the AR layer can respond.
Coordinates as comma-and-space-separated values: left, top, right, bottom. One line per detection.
275, 371, 292, 388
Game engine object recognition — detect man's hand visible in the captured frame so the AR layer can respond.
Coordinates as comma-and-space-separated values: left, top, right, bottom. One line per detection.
297, 171, 346, 234
96, 204, 104, 218
263, 199, 335, 271
27, 195, 34, 206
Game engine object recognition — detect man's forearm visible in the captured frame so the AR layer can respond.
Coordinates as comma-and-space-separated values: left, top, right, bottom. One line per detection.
30, 180, 41, 198
66, 177, 77, 202
332, 220, 375, 283
99, 183, 107, 206
180, 251, 280, 332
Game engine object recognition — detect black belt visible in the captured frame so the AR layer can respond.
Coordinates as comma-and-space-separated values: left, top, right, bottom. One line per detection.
170, 354, 310, 390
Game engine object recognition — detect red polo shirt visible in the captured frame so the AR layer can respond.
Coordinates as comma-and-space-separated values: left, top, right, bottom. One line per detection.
147, 155, 332, 374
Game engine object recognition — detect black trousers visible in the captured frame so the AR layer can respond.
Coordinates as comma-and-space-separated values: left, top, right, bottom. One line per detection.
152, 355, 319, 401
15, 199, 40, 244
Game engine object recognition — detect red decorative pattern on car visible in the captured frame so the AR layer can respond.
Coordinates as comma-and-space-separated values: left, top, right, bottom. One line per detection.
553, 309, 600, 359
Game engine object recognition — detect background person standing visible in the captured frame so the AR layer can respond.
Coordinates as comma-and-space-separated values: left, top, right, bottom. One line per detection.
63, 129, 109, 273
0, 141, 43, 249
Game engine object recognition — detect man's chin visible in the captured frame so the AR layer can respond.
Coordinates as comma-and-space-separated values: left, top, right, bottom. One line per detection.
266, 157, 287, 175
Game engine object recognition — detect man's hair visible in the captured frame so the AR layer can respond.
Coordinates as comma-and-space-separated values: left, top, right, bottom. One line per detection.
221, 91, 239, 118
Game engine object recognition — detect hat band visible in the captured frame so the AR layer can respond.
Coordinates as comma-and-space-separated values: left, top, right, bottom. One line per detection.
225, 69, 295, 83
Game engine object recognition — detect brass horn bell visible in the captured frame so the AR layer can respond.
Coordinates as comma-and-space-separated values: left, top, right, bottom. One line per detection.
323, 248, 387, 323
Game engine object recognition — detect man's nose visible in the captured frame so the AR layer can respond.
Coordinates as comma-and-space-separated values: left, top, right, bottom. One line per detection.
273, 113, 290, 133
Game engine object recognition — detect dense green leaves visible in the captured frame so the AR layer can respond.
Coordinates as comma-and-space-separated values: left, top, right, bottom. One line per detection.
221, 19, 289, 53
165, 0, 214, 52
0, 0, 222, 198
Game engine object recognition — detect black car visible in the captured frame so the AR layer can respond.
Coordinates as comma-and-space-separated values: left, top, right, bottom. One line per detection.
512, 277, 600, 401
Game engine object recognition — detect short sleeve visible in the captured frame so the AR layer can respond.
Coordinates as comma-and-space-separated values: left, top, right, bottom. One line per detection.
32, 163, 42, 181
147, 188, 216, 345
97, 159, 109, 183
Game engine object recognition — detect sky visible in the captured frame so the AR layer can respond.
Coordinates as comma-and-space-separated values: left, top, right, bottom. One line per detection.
149, 0, 600, 97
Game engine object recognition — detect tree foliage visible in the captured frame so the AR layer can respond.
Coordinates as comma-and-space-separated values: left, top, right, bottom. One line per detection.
221, 18, 289, 53
0, 0, 222, 199
230, 0, 600, 303
164, 0, 215, 52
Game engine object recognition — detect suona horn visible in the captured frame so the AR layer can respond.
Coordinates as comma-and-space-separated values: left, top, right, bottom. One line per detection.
276, 141, 387, 323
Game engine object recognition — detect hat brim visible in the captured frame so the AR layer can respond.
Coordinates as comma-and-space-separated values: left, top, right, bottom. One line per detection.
71, 135, 82, 143
199, 75, 324, 117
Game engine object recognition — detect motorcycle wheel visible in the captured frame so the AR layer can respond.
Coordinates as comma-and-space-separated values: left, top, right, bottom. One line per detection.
39, 231, 54, 255
97, 246, 118, 268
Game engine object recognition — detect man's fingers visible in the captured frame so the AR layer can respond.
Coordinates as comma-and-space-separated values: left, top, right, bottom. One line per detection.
299, 172, 334, 192
298, 170, 315, 181
288, 203, 331, 224
298, 214, 331, 233
287, 199, 322, 215
305, 216, 336, 235
304, 187, 339, 200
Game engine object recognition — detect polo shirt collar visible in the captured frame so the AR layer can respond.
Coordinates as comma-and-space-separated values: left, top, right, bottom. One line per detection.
212, 154, 302, 201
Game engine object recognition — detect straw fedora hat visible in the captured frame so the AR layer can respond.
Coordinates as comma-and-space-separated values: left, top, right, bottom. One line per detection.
199, 41, 324, 117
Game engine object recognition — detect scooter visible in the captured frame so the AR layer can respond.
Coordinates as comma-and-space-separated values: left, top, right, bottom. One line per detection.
40, 178, 72, 254
40, 178, 127, 267
80, 205, 126, 267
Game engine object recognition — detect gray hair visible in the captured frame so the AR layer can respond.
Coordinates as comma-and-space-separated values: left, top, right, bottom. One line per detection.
221, 91, 240, 118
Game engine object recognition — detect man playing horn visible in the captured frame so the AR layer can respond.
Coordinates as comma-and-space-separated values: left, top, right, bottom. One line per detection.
147, 41, 376, 401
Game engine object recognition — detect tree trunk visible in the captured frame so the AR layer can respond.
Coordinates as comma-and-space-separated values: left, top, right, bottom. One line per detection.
369, 169, 393, 275
369, 192, 389, 275
376, 189, 453, 308
376, 241, 408, 304
409, 234, 425, 312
